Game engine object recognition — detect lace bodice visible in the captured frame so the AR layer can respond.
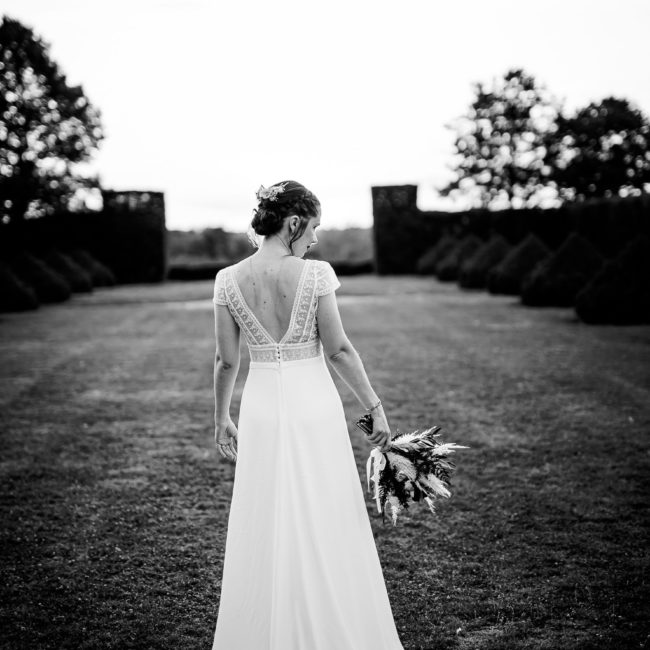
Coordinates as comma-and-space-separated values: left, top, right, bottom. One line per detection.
213, 259, 340, 362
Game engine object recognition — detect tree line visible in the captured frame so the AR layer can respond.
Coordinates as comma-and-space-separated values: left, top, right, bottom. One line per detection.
1, 17, 649, 229
440, 68, 650, 209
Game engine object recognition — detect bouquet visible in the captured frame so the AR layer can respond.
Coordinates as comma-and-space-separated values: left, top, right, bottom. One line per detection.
356, 413, 468, 525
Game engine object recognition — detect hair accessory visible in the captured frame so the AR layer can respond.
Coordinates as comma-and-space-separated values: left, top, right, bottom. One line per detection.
256, 182, 288, 202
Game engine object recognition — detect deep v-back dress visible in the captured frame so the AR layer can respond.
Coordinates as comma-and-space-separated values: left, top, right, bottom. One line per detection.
212, 258, 404, 650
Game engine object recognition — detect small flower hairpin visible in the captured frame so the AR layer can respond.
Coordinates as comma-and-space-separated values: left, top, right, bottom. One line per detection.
256, 182, 288, 202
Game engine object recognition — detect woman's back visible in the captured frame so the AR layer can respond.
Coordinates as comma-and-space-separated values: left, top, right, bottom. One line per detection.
231, 254, 307, 344
214, 255, 340, 359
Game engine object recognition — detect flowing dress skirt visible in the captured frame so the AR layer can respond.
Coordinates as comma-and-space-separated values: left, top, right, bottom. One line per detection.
212, 352, 404, 650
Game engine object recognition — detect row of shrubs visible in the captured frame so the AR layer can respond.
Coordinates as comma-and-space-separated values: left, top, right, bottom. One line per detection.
0, 249, 117, 313
416, 231, 650, 325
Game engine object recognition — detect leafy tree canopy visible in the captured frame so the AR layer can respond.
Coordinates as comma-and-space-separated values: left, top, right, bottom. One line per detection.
440, 68, 562, 210
547, 97, 650, 201
441, 68, 650, 208
0, 15, 104, 224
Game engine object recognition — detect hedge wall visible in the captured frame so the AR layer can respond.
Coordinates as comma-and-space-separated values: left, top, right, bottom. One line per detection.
0, 190, 166, 284
371, 186, 650, 274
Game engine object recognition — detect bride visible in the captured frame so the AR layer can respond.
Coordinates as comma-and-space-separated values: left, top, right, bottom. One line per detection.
211, 180, 404, 649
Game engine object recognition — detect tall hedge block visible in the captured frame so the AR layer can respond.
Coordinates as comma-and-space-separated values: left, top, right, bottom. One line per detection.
96, 190, 167, 283
371, 185, 457, 274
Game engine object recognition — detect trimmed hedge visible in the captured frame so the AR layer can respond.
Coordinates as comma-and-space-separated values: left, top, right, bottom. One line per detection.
575, 235, 650, 324
0, 263, 39, 312
68, 248, 117, 287
487, 234, 552, 296
415, 234, 458, 275
521, 233, 605, 307
436, 235, 483, 282
9, 251, 71, 303
42, 249, 93, 293
459, 234, 511, 289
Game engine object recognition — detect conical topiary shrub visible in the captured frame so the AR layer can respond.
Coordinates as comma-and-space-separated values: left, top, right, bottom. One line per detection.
487, 234, 551, 296
42, 249, 93, 293
68, 248, 116, 286
10, 251, 71, 303
416, 234, 458, 275
521, 232, 605, 307
459, 234, 511, 289
0, 263, 39, 312
575, 234, 650, 324
436, 234, 483, 282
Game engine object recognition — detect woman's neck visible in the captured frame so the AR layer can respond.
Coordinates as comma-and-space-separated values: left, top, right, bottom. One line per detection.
258, 233, 295, 258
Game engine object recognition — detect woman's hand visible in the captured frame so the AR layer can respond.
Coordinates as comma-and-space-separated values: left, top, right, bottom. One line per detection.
368, 406, 392, 452
215, 417, 238, 462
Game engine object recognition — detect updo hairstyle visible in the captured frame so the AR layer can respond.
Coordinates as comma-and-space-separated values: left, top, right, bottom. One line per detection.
248, 180, 321, 253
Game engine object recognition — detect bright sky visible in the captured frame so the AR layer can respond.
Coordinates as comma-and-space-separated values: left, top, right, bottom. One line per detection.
3, 0, 650, 231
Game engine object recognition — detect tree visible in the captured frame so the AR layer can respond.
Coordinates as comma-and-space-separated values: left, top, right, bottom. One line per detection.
546, 97, 650, 201
0, 15, 104, 224
440, 68, 562, 209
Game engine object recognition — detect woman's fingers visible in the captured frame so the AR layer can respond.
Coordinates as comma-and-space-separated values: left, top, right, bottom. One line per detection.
216, 420, 239, 462
217, 436, 237, 462
369, 429, 391, 452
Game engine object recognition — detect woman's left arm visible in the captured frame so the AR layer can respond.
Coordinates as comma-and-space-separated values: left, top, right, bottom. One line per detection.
214, 302, 241, 440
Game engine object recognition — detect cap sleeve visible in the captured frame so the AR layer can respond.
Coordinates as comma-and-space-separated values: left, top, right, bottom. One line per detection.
213, 269, 228, 305
315, 261, 341, 297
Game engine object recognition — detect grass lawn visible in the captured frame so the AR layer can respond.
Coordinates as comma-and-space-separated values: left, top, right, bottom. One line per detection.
1, 275, 649, 650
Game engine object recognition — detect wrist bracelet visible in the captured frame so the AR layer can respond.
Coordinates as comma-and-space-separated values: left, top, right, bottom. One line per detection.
365, 399, 382, 413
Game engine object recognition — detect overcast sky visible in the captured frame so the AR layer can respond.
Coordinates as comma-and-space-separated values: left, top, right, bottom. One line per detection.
4, 0, 650, 231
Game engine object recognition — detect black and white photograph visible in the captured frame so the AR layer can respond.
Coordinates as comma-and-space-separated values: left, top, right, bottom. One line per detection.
1, 1, 649, 648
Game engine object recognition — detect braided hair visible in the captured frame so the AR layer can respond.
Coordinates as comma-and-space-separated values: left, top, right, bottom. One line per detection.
248, 180, 321, 253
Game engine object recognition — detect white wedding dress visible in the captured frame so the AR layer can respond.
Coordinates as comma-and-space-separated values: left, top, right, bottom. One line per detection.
211, 258, 404, 650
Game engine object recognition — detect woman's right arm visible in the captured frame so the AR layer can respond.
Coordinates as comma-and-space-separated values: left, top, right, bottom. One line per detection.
317, 291, 391, 451
213, 302, 241, 459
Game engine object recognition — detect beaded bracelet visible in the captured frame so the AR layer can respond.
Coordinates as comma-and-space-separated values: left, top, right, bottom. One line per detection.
365, 398, 382, 413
